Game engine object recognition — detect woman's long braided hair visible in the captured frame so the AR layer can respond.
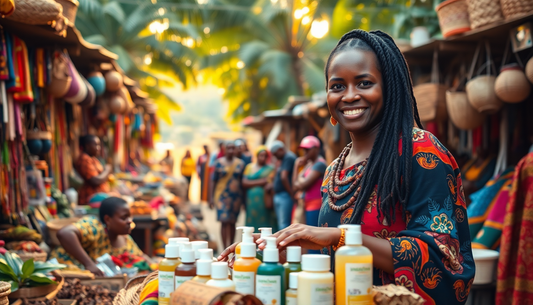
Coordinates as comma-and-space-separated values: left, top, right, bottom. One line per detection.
325, 29, 423, 224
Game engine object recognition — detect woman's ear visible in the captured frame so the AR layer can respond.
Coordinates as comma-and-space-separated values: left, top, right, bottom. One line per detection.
103, 214, 111, 227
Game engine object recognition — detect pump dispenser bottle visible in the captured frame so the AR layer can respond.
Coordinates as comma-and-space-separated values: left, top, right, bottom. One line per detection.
191, 241, 208, 260
192, 249, 213, 284
284, 246, 302, 286
233, 242, 261, 294
257, 227, 273, 261
174, 242, 196, 289
256, 237, 285, 305
335, 225, 373, 305
285, 272, 298, 305
158, 242, 180, 305
297, 254, 333, 305
235, 227, 254, 260
206, 262, 235, 291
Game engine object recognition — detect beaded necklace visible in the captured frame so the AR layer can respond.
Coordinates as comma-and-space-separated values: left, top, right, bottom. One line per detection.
327, 142, 369, 212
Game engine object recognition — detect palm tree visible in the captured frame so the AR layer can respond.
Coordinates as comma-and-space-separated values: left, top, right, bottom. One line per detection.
76, 0, 199, 123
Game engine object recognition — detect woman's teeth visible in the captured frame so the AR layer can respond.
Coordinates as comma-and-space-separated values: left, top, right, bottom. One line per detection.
343, 109, 365, 115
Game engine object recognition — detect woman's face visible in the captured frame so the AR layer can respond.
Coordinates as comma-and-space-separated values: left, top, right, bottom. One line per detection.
225, 144, 235, 158
86, 138, 101, 156
257, 151, 268, 165
105, 204, 133, 235
327, 49, 384, 135
303, 147, 319, 160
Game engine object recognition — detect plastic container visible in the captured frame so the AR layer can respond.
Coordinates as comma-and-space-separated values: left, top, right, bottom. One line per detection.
286, 272, 298, 305
472, 249, 499, 284
191, 241, 208, 260
284, 246, 302, 288
233, 242, 261, 295
256, 237, 285, 305
335, 225, 373, 305
235, 227, 254, 260
207, 262, 235, 291
169, 237, 189, 259
193, 249, 213, 284
298, 255, 333, 305
257, 227, 273, 261
175, 242, 196, 289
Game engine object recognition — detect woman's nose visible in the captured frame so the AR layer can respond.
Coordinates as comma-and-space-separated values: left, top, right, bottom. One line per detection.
342, 86, 361, 102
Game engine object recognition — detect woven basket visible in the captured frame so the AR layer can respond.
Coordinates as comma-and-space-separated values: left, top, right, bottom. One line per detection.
467, 0, 503, 29
16, 251, 47, 262
55, 0, 78, 26
112, 272, 157, 305
446, 91, 485, 130
8, 0, 62, 25
413, 49, 448, 122
436, 0, 471, 37
500, 0, 533, 19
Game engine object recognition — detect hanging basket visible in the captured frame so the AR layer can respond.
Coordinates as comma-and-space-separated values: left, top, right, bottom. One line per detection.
47, 51, 72, 98
466, 41, 503, 114
467, 0, 504, 29
526, 56, 533, 83
446, 91, 486, 130
7, 0, 62, 25
436, 0, 471, 38
495, 65, 531, 103
500, 0, 533, 20
55, 0, 78, 26
413, 49, 448, 122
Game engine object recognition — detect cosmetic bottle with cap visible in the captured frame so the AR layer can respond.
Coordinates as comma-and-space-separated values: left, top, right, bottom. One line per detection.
285, 272, 298, 305
335, 225, 373, 305
233, 242, 261, 295
191, 240, 208, 260
297, 254, 333, 305
174, 242, 196, 289
235, 226, 254, 260
206, 262, 235, 291
192, 248, 213, 284
158, 242, 180, 305
169, 237, 189, 261
284, 246, 302, 287
256, 227, 272, 261
256, 236, 285, 305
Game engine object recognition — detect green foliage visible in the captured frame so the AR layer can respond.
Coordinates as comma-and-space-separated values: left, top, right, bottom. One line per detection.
0, 252, 66, 293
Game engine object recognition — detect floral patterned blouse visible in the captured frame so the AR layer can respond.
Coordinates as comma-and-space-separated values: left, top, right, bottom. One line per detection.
318, 128, 475, 305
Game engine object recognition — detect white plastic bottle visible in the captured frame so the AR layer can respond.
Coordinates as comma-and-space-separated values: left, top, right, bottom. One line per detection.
235, 226, 254, 260
206, 262, 235, 291
192, 249, 213, 284
158, 242, 180, 305
191, 240, 208, 260
297, 254, 333, 305
169, 237, 189, 259
335, 225, 373, 305
286, 272, 298, 305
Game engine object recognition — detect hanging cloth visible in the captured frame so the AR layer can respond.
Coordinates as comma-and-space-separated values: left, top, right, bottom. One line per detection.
12, 37, 33, 103
0, 28, 9, 80
5, 33, 18, 91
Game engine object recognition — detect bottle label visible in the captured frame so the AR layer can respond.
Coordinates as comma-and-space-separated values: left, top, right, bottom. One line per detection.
345, 263, 373, 305
158, 271, 175, 302
286, 295, 297, 305
256, 275, 281, 305
311, 283, 334, 305
175, 275, 194, 289
233, 271, 255, 295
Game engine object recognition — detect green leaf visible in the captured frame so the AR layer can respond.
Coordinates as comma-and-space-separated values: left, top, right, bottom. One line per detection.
21, 259, 34, 280
28, 274, 56, 286
9, 280, 18, 293
0, 262, 18, 282
33, 261, 66, 275
4, 252, 22, 276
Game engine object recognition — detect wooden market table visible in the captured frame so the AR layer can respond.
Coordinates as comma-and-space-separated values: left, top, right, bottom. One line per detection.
131, 214, 168, 256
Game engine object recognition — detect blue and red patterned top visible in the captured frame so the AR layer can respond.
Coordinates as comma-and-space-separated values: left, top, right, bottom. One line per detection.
318, 128, 475, 305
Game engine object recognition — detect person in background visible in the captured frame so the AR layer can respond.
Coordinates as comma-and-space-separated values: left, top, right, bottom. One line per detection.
159, 149, 175, 175
209, 141, 245, 248
242, 146, 278, 232
270, 140, 297, 230
292, 136, 327, 253
75, 135, 111, 205
181, 150, 195, 201
197, 145, 211, 202
235, 139, 253, 168
51, 197, 150, 275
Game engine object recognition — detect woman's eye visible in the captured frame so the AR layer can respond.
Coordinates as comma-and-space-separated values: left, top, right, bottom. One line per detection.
329, 84, 344, 90
359, 81, 373, 87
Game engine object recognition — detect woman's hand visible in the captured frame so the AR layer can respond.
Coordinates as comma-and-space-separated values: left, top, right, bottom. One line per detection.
257, 224, 341, 251
85, 262, 104, 277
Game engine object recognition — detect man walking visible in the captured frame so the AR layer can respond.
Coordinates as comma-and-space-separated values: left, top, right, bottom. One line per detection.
270, 140, 296, 230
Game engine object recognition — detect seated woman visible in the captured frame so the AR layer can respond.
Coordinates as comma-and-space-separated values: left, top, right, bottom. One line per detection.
76, 135, 112, 205
51, 197, 145, 276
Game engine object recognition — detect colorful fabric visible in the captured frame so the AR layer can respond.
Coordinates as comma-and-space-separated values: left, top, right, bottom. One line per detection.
12, 37, 32, 103
212, 158, 245, 223
181, 157, 195, 177
467, 168, 514, 240
464, 157, 497, 193
50, 215, 142, 268
318, 128, 475, 305
303, 158, 327, 210
75, 153, 110, 205
496, 153, 533, 304
244, 163, 277, 231
139, 276, 158, 305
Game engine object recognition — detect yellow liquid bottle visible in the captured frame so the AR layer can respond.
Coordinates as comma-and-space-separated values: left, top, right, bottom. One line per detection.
297, 254, 333, 305
285, 272, 298, 305
235, 226, 254, 260
158, 243, 181, 305
335, 225, 373, 305
233, 242, 261, 295
207, 262, 235, 291
192, 248, 213, 284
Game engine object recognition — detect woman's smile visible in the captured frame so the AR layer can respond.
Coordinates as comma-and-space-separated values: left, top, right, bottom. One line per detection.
340, 107, 367, 119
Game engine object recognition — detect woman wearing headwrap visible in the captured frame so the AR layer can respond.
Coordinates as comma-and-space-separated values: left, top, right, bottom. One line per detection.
242, 146, 278, 232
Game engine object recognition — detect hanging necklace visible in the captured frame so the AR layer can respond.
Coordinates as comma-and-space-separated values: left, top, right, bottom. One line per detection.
327, 142, 369, 212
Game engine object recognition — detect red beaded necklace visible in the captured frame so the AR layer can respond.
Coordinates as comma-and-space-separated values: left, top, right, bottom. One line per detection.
327, 142, 368, 212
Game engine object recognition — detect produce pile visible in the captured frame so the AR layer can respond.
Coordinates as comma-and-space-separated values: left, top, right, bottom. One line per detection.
19, 298, 59, 305
56, 279, 117, 305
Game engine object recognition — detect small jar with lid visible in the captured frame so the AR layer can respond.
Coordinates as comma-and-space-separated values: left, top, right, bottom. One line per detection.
297, 254, 333, 305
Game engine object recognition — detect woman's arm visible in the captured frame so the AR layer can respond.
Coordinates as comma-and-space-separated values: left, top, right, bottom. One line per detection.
242, 177, 268, 189
293, 169, 322, 191
56, 225, 103, 276
87, 165, 112, 186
